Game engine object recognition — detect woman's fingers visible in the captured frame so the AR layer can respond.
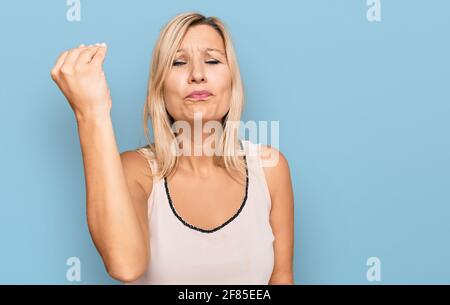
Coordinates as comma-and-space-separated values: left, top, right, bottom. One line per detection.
91, 43, 108, 67
76, 46, 101, 65
63, 46, 88, 67
52, 43, 106, 75
50, 50, 69, 80
50, 42, 112, 120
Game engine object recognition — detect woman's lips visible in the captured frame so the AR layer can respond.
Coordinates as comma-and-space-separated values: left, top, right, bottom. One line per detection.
185, 90, 213, 100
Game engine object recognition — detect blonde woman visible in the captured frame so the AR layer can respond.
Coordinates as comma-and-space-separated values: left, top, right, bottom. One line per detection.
50, 12, 294, 285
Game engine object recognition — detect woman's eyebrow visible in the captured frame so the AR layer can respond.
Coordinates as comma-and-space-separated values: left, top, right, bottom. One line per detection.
176, 48, 225, 56
205, 48, 225, 56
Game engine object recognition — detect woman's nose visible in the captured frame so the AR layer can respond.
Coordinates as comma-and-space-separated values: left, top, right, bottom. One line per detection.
188, 62, 207, 84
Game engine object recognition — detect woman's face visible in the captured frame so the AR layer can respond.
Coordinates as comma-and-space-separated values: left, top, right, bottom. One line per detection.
163, 24, 232, 125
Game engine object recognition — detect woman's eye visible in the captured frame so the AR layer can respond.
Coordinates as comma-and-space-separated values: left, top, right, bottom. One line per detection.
172, 60, 186, 66
206, 59, 221, 65
172, 59, 221, 66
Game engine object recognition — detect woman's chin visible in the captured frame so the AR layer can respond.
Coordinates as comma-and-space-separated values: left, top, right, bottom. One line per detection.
183, 111, 224, 124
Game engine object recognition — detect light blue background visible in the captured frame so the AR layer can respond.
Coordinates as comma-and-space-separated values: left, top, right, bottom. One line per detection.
0, 0, 449, 284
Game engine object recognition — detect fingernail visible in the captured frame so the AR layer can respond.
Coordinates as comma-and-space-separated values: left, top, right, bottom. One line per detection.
95, 42, 100, 46
101, 42, 107, 47
79, 43, 85, 47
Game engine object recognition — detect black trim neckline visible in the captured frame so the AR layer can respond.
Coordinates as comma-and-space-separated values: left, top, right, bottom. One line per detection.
164, 141, 249, 234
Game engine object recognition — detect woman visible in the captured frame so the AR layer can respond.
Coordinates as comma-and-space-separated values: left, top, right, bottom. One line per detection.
50, 12, 294, 285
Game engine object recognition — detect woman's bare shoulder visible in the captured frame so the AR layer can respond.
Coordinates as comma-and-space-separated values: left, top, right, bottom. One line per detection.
120, 148, 154, 200
258, 144, 291, 202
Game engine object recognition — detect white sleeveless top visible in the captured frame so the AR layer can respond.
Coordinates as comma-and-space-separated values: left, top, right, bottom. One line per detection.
128, 140, 275, 285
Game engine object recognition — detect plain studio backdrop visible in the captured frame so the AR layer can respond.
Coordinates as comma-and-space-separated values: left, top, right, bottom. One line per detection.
0, 0, 449, 284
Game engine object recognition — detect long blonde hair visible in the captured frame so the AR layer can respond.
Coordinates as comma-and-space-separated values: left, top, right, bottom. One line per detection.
138, 12, 246, 182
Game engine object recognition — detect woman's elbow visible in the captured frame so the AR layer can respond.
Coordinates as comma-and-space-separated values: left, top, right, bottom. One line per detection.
106, 263, 147, 283
104, 252, 149, 283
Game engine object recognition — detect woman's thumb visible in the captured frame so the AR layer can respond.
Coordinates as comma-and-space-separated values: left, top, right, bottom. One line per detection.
91, 43, 108, 67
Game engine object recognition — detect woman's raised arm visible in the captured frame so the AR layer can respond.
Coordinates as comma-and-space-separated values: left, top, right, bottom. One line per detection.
50, 44, 149, 283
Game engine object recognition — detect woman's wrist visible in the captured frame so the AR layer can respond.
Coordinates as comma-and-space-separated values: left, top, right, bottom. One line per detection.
74, 105, 112, 124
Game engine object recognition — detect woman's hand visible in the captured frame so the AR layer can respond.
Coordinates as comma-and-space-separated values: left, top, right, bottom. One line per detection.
50, 43, 112, 121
